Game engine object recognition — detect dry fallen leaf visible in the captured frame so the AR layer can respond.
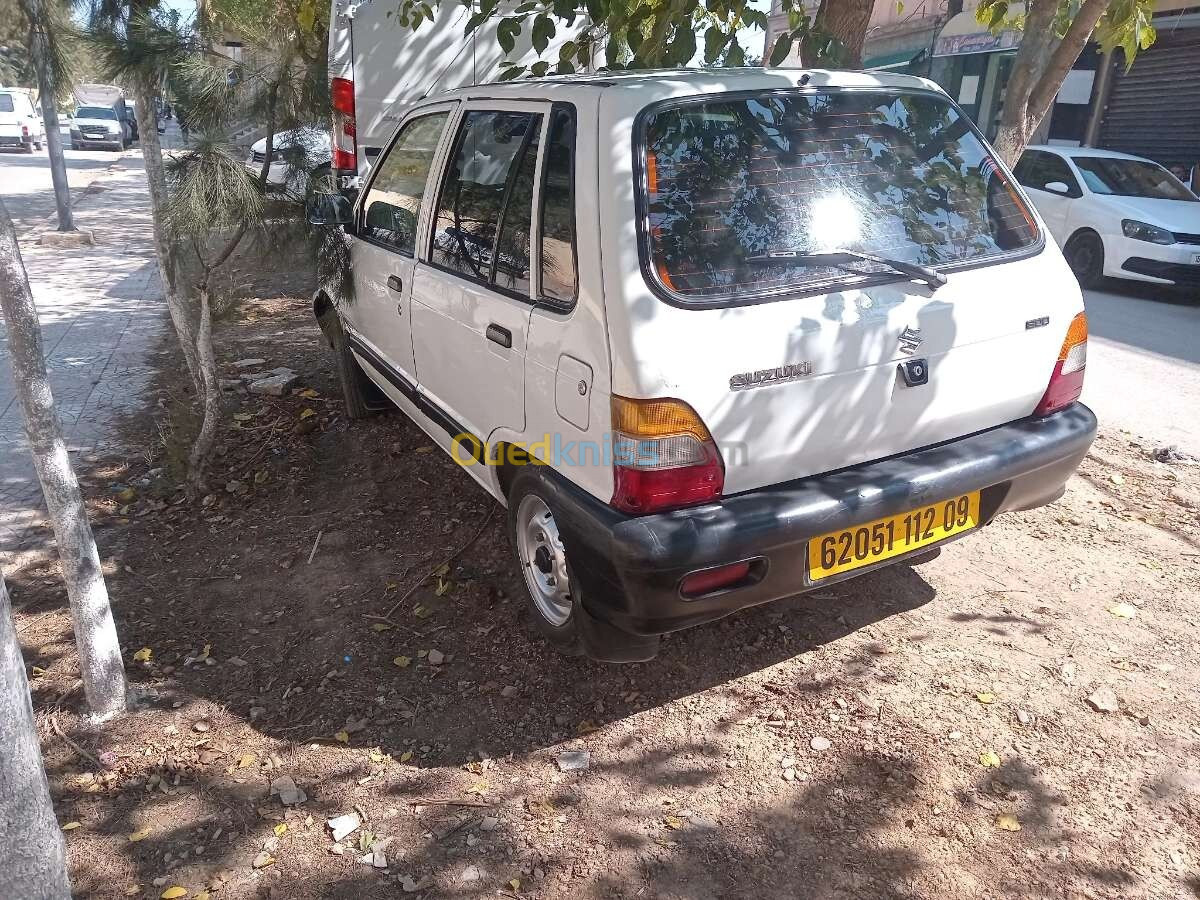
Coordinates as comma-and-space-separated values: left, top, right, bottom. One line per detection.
392, 655, 412, 668
663, 815, 683, 830
975, 692, 995, 705
61, 822, 81, 831
238, 752, 256, 769
299, 407, 316, 420
466, 779, 489, 796
132, 648, 152, 662
298, 388, 321, 399
979, 749, 1002, 768
334, 731, 350, 744
435, 578, 451, 597
399, 750, 414, 763
995, 813, 1022, 832
123, 888, 141, 896
509, 879, 521, 891
128, 828, 151, 842
371, 623, 393, 633
160, 889, 187, 900
1108, 603, 1137, 619
413, 605, 433, 619
274, 823, 288, 837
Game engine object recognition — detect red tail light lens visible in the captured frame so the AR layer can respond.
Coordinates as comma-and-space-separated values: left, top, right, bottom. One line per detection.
1034, 312, 1087, 416
610, 396, 724, 515
330, 76, 357, 174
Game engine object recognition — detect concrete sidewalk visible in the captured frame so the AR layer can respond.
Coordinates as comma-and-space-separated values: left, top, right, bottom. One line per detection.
0, 156, 167, 558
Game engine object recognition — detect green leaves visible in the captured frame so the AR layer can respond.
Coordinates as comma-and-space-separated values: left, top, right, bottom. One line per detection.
497, 17, 521, 54
1095, 0, 1157, 70
531, 14, 556, 54
768, 32, 792, 66
703, 26, 728, 64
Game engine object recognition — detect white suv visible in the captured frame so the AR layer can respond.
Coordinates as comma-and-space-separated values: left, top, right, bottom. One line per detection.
309, 69, 1097, 662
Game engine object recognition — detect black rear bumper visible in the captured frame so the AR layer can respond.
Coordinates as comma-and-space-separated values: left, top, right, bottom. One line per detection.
538, 404, 1097, 660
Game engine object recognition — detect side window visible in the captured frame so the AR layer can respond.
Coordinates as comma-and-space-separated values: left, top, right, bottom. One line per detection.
361, 112, 449, 254
431, 111, 542, 288
540, 106, 578, 306
1013, 151, 1047, 189
1040, 154, 1082, 197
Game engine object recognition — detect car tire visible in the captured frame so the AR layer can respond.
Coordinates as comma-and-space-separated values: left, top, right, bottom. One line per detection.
507, 473, 584, 656
321, 309, 385, 420
1064, 231, 1105, 289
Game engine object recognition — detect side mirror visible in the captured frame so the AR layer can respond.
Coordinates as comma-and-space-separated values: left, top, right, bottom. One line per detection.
307, 191, 353, 226
1044, 181, 1071, 195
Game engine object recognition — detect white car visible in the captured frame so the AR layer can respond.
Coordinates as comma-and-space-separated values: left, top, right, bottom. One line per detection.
245, 127, 331, 195
70, 104, 129, 150
1014, 145, 1200, 291
308, 69, 1097, 662
0, 87, 46, 152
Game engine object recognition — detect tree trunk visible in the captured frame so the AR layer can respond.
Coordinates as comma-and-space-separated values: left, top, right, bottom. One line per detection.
0, 574, 73, 900
186, 288, 221, 494
129, 78, 203, 397
0, 198, 127, 721
814, 0, 875, 68
990, 0, 1110, 167
21, 0, 73, 232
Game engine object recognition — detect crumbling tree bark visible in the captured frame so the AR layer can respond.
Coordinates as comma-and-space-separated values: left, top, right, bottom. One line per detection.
0, 197, 127, 720
0, 573, 73, 900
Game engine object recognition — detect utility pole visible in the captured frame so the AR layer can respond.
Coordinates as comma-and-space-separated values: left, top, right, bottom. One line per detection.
21, 0, 75, 232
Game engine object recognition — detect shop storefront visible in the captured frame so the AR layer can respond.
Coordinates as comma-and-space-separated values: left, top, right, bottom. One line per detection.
928, 5, 1098, 146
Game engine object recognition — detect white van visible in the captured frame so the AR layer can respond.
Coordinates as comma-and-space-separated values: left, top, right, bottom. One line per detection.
326, 0, 585, 184
0, 87, 46, 152
70, 84, 131, 151
309, 68, 1098, 662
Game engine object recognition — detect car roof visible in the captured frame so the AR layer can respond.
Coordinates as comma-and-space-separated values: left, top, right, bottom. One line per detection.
412, 67, 947, 111
1026, 144, 1163, 165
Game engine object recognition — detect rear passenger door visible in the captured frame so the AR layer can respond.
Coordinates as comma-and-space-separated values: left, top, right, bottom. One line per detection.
409, 102, 546, 445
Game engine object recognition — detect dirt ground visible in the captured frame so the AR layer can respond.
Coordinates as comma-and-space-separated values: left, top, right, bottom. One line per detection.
8, 272, 1200, 899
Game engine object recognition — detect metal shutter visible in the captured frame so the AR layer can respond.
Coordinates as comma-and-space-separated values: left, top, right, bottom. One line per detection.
1099, 32, 1200, 170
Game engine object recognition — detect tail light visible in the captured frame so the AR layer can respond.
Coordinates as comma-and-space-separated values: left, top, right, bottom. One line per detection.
1034, 312, 1087, 416
610, 396, 724, 515
680, 560, 752, 598
21, 125, 29, 137
331, 76, 357, 175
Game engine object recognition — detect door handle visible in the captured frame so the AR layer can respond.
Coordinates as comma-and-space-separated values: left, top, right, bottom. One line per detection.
387, 275, 403, 293
486, 324, 512, 348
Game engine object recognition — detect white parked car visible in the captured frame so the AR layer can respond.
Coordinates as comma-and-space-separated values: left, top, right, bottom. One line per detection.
245, 127, 331, 196
0, 87, 46, 152
309, 69, 1097, 662
70, 104, 129, 150
1014, 145, 1200, 290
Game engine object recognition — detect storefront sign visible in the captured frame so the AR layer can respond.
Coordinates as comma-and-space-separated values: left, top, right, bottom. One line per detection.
933, 29, 1021, 57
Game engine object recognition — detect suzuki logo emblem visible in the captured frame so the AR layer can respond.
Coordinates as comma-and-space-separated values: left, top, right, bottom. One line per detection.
898, 326, 923, 355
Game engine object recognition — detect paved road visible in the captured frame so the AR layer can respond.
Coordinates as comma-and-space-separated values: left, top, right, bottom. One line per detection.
1082, 282, 1200, 458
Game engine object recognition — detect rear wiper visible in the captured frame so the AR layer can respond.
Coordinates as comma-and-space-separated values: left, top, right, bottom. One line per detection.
745, 248, 947, 290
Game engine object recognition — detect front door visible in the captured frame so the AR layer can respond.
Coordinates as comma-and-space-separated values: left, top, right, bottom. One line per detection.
347, 108, 454, 385
409, 102, 548, 445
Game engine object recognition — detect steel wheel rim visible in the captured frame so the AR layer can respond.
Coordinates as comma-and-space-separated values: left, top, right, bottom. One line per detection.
516, 494, 572, 627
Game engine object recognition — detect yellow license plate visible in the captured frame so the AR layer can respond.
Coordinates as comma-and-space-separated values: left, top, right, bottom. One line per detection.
807, 491, 981, 581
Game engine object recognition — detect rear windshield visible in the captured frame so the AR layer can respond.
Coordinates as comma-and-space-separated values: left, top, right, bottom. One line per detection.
76, 106, 117, 120
1072, 156, 1196, 201
0, 94, 14, 113
641, 90, 1039, 301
